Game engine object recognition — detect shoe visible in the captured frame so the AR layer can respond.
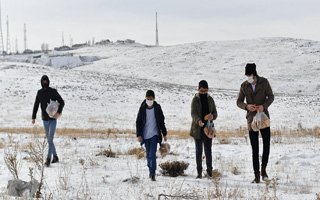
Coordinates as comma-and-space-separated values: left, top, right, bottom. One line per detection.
45, 157, 51, 167
207, 169, 212, 178
196, 173, 202, 179
151, 175, 156, 181
52, 155, 59, 163
261, 166, 268, 181
252, 172, 260, 183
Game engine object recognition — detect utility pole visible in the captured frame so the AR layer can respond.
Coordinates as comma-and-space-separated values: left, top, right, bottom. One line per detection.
23, 23, 27, 51
0, 0, 5, 54
155, 12, 159, 46
69, 35, 73, 47
6, 15, 10, 54
15, 36, 18, 53
62, 32, 64, 46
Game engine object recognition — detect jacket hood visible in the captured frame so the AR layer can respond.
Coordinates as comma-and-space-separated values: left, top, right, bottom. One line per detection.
41, 75, 50, 88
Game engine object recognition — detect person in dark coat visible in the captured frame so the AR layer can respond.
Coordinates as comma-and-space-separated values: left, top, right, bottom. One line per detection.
237, 63, 274, 183
136, 90, 167, 181
32, 75, 65, 167
190, 80, 218, 178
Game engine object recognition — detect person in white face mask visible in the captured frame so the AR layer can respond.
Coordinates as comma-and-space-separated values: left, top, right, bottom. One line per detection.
237, 63, 274, 183
136, 90, 167, 181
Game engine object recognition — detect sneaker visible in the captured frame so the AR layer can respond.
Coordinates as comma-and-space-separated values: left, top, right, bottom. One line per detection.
252, 172, 260, 183
261, 167, 269, 181
52, 155, 59, 163
45, 157, 51, 167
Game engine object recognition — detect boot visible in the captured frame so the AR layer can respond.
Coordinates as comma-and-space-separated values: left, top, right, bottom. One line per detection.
252, 172, 260, 183
196, 170, 202, 179
261, 166, 268, 181
151, 175, 156, 181
196, 173, 202, 179
45, 157, 51, 167
52, 155, 59, 163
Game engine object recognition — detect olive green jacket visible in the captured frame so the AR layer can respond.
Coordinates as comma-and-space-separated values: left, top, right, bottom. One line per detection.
190, 93, 218, 139
237, 76, 274, 130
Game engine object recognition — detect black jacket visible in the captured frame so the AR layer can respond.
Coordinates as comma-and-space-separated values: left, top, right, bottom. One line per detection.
32, 76, 65, 120
136, 100, 167, 144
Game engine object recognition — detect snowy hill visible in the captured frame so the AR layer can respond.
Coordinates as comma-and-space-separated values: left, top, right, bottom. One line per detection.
0, 37, 319, 130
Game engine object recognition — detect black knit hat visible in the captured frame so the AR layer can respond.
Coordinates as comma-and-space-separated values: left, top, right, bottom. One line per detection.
198, 80, 208, 89
245, 63, 257, 76
146, 90, 155, 98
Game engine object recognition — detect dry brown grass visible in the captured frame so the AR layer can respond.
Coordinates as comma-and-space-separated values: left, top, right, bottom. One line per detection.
127, 147, 145, 159
0, 142, 4, 149
159, 161, 189, 177
96, 146, 116, 158
0, 126, 319, 139
0, 127, 134, 139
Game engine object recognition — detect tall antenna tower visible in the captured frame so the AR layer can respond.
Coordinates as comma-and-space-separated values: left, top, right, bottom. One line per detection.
0, 0, 5, 54
15, 36, 18, 53
62, 32, 64, 46
155, 12, 159, 46
6, 15, 10, 54
69, 35, 73, 47
23, 23, 27, 51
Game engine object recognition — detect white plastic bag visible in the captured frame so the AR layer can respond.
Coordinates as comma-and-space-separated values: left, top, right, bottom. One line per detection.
204, 120, 216, 138
251, 111, 270, 131
46, 99, 60, 118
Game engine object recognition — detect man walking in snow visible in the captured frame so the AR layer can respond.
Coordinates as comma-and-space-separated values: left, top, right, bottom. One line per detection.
136, 90, 167, 181
32, 75, 65, 167
190, 80, 218, 178
237, 63, 274, 183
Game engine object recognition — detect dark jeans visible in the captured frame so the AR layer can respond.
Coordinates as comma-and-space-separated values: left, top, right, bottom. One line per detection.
249, 127, 271, 173
195, 130, 212, 174
144, 135, 158, 176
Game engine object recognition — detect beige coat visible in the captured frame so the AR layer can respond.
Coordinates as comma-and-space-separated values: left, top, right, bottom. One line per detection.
237, 76, 274, 131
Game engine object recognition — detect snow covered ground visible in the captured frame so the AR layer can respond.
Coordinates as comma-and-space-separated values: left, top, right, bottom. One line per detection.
0, 37, 319, 131
0, 133, 319, 199
0, 37, 320, 199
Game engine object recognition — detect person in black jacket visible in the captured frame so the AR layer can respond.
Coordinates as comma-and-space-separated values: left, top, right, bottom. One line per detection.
32, 75, 65, 167
136, 90, 167, 181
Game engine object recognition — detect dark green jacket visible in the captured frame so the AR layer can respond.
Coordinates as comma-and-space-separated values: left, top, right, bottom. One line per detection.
237, 75, 274, 130
190, 93, 218, 139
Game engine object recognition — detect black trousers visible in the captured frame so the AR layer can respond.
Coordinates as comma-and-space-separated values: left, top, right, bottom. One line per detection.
249, 127, 271, 173
195, 130, 212, 174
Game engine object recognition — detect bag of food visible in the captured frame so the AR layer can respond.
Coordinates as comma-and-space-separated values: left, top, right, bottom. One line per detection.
159, 142, 170, 157
251, 111, 270, 131
46, 99, 60, 118
204, 120, 216, 138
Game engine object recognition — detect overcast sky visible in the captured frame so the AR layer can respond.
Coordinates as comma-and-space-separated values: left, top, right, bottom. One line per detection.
2, 0, 320, 50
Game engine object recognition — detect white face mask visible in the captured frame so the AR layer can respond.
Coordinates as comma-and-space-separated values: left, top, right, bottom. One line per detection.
247, 76, 254, 84
146, 99, 154, 107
